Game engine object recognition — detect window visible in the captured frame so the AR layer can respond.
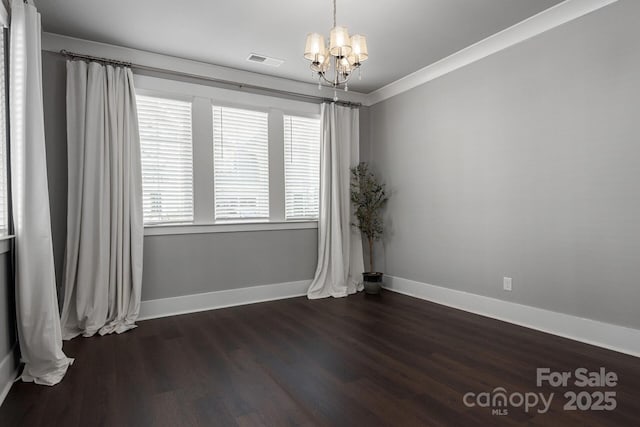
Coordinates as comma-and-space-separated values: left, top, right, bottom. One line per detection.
284, 115, 320, 220
0, 30, 8, 236
134, 74, 322, 233
213, 105, 269, 220
137, 95, 193, 224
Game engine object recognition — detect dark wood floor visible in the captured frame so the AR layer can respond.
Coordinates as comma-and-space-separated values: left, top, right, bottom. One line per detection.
1, 291, 639, 426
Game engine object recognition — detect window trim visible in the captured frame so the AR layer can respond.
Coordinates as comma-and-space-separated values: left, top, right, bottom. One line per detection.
0, 4, 7, 30
134, 74, 321, 235
137, 94, 195, 224
0, 234, 13, 255
283, 114, 321, 221
133, 75, 320, 115
0, 27, 10, 238
212, 104, 271, 221
144, 220, 317, 236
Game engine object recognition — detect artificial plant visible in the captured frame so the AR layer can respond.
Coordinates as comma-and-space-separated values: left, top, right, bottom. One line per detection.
350, 162, 388, 273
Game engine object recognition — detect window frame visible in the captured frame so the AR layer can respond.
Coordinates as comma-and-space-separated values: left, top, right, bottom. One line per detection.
0, 25, 14, 254
136, 92, 195, 225
212, 104, 271, 221
283, 113, 321, 221
134, 74, 320, 236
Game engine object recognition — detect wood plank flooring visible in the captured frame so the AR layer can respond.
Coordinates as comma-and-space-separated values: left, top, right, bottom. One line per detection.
1, 291, 639, 426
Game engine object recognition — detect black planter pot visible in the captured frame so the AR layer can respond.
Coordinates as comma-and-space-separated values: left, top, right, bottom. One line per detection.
362, 272, 384, 295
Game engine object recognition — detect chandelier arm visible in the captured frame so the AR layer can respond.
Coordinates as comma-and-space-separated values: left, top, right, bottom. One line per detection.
318, 72, 334, 86
315, 71, 345, 88
340, 69, 354, 84
315, 67, 355, 88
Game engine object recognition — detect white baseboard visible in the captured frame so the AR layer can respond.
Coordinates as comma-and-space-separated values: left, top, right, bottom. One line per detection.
384, 276, 640, 358
0, 344, 18, 408
138, 280, 311, 321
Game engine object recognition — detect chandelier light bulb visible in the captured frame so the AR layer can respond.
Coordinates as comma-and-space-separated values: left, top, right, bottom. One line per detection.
304, 33, 326, 61
329, 26, 352, 57
350, 34, 368, 64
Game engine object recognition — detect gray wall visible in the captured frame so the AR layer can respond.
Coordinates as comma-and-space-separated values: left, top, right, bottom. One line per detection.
143, 230, 316, 300
368, 0, 640, 329
41, 51, 318, 302
0, 252, 16, 368
42, 52, 68, 294
359, 106, 371, 163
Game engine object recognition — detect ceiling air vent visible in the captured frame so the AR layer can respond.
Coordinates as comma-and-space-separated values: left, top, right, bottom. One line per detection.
246, 53, 284, 67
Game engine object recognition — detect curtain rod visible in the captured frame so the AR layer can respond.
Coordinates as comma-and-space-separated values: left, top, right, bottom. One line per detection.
59, 50, 362, 108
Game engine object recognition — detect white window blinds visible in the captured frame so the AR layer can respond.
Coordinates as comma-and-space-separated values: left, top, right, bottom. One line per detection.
0, 32, 8, 236
284, 115, 320, 220
213, 105, 269, 220
137, 95, 193, 224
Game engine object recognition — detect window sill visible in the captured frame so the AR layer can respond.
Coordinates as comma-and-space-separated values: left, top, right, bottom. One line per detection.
144, 221, 318, 236
0, 235, 14, 255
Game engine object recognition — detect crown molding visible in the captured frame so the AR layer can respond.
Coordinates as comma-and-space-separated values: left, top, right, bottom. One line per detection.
41, 32, 368, 105
40, 0, 618, 108
363, 0, 618, 106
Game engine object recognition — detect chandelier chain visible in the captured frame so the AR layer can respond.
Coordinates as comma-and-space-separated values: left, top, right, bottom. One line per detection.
332, 0, 336, 28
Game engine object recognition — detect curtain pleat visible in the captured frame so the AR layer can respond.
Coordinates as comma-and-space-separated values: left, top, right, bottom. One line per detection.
60, 60, 143, 339
9, 0, 72, 385
307, 103, 364, 299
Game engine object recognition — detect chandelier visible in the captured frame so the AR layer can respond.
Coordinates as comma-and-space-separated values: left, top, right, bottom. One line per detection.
304, 0, 369, 100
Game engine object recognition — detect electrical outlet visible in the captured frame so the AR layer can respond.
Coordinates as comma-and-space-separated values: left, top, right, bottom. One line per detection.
503, 277, 513, 291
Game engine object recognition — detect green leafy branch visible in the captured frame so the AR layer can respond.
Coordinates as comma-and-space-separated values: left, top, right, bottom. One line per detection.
350, 162, 388, 273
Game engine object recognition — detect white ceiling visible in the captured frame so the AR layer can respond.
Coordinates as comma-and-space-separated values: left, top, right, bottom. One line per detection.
35, 0, 564, 93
